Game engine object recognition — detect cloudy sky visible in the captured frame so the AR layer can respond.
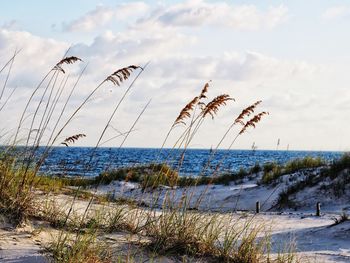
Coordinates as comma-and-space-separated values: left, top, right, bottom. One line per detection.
0, 0, 349, 151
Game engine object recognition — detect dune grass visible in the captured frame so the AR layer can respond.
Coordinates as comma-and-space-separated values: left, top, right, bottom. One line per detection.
36, 156, 327, 192
0, 152, 37, 224
277, 154, 350, 208
48, 230, 112, 263
36, 162, 261, 193
261, 157, 325, 185
0, 51, 306, 263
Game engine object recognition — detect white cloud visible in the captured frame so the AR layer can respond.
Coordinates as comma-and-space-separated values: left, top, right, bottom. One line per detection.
137, 0, 288, 30
0, 21, 347, 150
145, 51, 319, 83
0, 29, 68, 85
64, 1, 288, 33
64, 2, 149, 32
322, 6, 350, 20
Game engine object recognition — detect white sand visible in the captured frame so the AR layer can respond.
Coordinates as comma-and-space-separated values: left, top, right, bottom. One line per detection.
0, 217, 47, 263
1, 168, 350, 262
90, 169, 350, 262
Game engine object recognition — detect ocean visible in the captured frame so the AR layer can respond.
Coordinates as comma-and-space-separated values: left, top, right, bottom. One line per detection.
39, 147, 343, 177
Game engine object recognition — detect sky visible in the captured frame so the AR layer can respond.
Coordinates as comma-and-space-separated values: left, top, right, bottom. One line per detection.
0, 0, 350, 151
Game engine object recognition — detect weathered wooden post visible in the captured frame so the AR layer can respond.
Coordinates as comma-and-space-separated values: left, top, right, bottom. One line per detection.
256, 201, 260, 214
316, 202, 321, 216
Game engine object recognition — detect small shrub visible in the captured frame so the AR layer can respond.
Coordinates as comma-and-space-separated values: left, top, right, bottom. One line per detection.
48, 230, 111, 263
325, 154, 350, 179
261, 157, 325, 185
105, 206, 129, 232
39, 198, 67, 228
250, 163, 261, 174
141, 164, 179, 189
95, 163, 179, 190
284, 157, 324, 174
261, 163, 281, 185
0, 153, 37, 225
263, 162, 278, 174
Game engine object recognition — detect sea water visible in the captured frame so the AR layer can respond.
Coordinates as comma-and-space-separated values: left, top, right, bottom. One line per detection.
39, 147, 342, 177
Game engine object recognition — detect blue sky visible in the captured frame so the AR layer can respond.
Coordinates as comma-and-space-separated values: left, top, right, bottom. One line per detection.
2, 0, 350, 62
0, 1, 346, 55
1, 1, 350, 150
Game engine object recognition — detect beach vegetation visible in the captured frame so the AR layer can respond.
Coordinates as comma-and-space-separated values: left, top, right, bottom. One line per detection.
0, 51, 304, 263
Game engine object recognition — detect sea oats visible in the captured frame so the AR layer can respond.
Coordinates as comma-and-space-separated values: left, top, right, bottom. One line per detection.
239, 111, 269, 135
61, 133, 86, 147
203, 94, 233, 119
174, 96, 199, 126
53, 56, 82, 74
104, 65, 141, 86
234, 100, 262, 126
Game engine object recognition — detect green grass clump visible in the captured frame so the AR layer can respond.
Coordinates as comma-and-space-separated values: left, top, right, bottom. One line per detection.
144, 205, 297, 262
36, 175, 96, 190
277, 154, 350, 208
323, 154, 350, 179
261, 157, 325, 185
0, 153, 37, 224
48, 230, 111, 263
319, 154, 350, 197
284, 157, 324, 174
101, 164, 261, 189
46, 163, 259, 190
261, 162, 282, 185
97, 163, 179, 189
33, 163, 178, 191
249, 163, 262, 174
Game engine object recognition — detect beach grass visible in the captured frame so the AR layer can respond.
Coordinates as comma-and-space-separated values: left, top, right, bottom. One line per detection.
0, 51, 307, 263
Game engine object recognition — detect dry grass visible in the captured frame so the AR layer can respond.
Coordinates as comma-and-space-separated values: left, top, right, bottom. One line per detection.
0, 51, 303, 263
174, 96, 199, 126
203, 94, 233, 119
0, 153, 36, 224
239, 112, 269, 135
104, 65, 141, 86
53, 56, 82, 74
48, 230, 112, 263
61, 134, 86, 147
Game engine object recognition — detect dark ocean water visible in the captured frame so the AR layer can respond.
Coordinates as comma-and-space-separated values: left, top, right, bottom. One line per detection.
39, 147, 343, 177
